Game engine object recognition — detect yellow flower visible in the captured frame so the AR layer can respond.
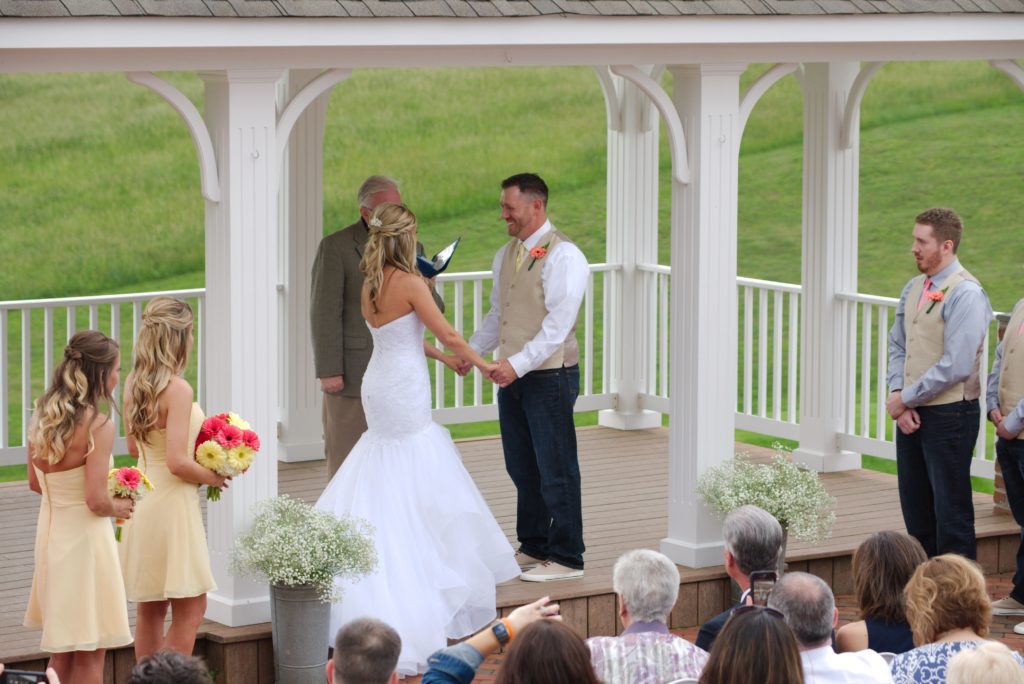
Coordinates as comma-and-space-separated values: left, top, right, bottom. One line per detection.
226, 445, 255, 474
196, 440, 227, 473
226, 412, 251, 431
140, 473, 155, 491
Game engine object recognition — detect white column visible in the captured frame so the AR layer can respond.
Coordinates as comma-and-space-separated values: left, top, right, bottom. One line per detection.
660, 64, 746, 568
598, 69, 662, 431
792, 63, 861, 473
200, 68, 284, 626
277, 69, 333, 463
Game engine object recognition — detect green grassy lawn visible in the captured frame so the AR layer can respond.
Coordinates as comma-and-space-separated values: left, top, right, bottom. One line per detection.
1, 61, 1022, 485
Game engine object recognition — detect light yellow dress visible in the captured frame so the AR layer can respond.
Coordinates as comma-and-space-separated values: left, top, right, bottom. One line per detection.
119, 403, 217, 601
23, 458, 133, 653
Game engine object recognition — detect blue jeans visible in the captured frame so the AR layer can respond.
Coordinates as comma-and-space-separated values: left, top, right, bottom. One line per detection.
996, 436, 1024, 601
497, 364, 584, 569
896, 399, 980, 559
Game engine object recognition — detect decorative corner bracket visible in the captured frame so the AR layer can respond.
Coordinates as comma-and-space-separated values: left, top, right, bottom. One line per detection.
990, 60, 1024, 93
276, 68, 352, 170
739, 63, 798, 137
592, 66, 623, 133
840, 62, 887, 150
126, 71, 221, 203
609, 65, 690, 185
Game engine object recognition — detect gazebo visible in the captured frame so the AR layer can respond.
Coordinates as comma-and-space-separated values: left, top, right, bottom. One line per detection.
1, 0, 1023, 632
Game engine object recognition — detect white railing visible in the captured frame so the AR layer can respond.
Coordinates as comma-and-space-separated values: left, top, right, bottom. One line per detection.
428, 264, 618, 425
0, 289, 205, 467
836, 291, 1003, 479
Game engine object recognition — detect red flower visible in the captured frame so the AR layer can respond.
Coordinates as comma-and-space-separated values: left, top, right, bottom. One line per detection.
116, 467, 141, 490
926, 290, 944, 302
214, 424, 244, 449
242, 429, 261, 451
529, 246, 547, 260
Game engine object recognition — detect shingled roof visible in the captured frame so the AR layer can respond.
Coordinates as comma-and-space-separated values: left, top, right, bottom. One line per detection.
2, 0, 1022, 18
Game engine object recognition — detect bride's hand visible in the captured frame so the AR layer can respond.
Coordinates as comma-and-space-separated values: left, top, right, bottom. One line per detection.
441, 355, 463, 373
479, 361, 499, 377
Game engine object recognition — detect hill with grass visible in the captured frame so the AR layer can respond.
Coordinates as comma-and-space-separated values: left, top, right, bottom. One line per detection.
2, 61, 1022, 310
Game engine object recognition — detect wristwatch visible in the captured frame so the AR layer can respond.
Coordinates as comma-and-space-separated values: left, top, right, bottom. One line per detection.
491, 620, 511, 645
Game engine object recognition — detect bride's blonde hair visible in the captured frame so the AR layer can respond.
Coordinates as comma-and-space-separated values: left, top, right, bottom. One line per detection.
361, 202, 418, 313
125, 296, 193, 445
29, 330, 120, 465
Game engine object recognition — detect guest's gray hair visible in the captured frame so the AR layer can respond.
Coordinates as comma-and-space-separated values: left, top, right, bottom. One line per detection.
333, 617, 401, 684
358, 175, 400, 209
767, 572, 835, 648
612, 549, 680, 623
722, 505, 783, 577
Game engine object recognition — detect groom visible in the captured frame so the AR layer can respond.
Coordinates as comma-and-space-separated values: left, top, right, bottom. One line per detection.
467, 173, 589, 582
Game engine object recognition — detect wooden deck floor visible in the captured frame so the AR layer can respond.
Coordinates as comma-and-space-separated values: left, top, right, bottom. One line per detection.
1, 426, 1019, 666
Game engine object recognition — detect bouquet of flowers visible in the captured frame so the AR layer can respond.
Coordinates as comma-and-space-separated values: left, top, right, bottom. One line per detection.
194, 412, 260, 501
107, 466, 154, 541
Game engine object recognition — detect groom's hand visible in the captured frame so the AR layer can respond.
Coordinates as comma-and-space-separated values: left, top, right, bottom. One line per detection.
490, 359, 518, 387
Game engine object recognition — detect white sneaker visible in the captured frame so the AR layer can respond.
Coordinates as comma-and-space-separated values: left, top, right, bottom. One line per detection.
992, 596, 1024, 615
520, 561, 584, 582
515, 551, 546, 571
1014, 620, 1024, 635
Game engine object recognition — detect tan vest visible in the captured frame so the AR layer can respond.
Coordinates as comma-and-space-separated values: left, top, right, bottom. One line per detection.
904, 269, 982, 406
497, 229, 579, 371
998, 302, 1024, 414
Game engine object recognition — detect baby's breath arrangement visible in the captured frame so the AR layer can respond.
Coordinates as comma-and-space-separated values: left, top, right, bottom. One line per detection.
696, 444, 837, 543
231, 495, 377, 603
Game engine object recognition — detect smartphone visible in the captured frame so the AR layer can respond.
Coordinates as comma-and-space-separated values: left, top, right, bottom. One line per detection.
749, 570, 778, 607
0, 671, 49, 684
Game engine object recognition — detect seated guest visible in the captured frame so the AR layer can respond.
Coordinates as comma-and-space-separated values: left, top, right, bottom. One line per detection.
696, 505, 784, 652
587, 549, 708, 683
836, 531, 926, 655
948, 641, 1024, 684
421, 596, 591, 684
699, 605, 804, 684
891, 554, 1024, 684
327, 617, 400, 684
128, 650, 212, 684
768, 572, 894, 683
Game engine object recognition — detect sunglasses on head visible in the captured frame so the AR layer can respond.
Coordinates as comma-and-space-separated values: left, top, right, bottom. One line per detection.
730, 604, 785, 620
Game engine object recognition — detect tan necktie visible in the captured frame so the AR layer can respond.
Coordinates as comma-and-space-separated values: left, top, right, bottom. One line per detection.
916, 276, 933, 312
515, 242, 527, 271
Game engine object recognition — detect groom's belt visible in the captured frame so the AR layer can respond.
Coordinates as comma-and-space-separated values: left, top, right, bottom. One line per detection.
526, 363, 579, 376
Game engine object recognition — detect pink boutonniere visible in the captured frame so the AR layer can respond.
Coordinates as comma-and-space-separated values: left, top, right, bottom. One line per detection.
925, 287, 949, 314
527, 242, 551, 271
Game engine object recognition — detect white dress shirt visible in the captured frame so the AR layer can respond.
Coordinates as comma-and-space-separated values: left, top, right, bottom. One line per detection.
469, 220, 589, 378
800, 645, 895, 684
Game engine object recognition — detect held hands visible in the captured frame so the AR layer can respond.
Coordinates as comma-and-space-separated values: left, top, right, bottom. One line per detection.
992, 410, 1020, 441
896, 408, 921, 435
507, 595, 562, 635
488, 359, 519, 388
886, 390, 907, 419
447, 357, 518, 387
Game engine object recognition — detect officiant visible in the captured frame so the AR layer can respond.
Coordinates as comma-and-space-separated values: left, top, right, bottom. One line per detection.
310, 175, 444, 480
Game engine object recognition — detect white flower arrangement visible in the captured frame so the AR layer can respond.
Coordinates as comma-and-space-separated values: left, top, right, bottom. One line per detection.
231, 495, 377, 603
696, 443, 837, 543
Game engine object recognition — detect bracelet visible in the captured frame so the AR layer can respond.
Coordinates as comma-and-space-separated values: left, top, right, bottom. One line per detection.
500, 618, 515, 642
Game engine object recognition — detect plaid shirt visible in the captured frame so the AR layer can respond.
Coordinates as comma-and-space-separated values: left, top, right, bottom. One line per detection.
587, 621, 708, 684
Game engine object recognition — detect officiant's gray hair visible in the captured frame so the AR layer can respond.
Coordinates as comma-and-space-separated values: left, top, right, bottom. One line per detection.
332, 617, 401, 684
359, 176, 400, 209
723, 505, 783, 576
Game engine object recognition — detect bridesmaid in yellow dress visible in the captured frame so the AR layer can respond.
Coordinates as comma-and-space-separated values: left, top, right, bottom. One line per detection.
23, 330, 135, 684
120, 296, 229, 660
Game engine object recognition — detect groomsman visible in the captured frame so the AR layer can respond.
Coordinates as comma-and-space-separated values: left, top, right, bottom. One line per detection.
886, 207, 991, 560
468, 173, 589, 582
986, 298, 1024, 628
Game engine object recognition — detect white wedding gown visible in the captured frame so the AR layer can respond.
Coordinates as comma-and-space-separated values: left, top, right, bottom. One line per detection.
316, 309, 520, 675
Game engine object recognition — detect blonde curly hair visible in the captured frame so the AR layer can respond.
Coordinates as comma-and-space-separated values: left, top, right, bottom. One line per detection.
904, 554, 990, 645
360, 202, 418, 313
125, 296, 193, 445
29, 330, 120, 465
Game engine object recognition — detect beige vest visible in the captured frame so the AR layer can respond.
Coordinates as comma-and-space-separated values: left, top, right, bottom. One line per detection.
998, 302, 1024, 415
904, 269, 982, 406
497, 229, 579, 371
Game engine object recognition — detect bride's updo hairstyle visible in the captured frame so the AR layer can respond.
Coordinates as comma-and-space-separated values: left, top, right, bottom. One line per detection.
29, 330, 120, 465
361, 202, 418, 313
126, 296, 193, 445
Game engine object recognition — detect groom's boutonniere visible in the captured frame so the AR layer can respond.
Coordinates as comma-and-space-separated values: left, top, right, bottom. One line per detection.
527, 242, 551, 271
925, 287, 949, 314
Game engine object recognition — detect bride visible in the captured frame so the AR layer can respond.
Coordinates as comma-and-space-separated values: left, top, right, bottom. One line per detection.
316, 202, 520, 675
